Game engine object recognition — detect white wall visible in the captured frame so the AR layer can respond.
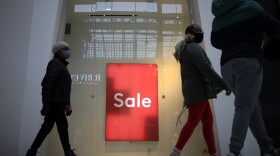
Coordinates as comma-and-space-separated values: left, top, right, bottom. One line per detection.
0, 1, 34, 155
0, 0, 66, 156
196, 1, 260, 156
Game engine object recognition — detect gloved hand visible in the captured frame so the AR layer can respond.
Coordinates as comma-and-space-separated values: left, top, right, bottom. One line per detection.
41, 103, 50, 116
65, 105, 72, 116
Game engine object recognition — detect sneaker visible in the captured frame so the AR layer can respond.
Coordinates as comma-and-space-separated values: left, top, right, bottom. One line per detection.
263, 148, 280, 156
169, 148, 181, 156
227, 153, 241, 156
65, 149, 77, 156
271, 148, 280, 156
169, 152, 180, 156
26, 149, 37, 156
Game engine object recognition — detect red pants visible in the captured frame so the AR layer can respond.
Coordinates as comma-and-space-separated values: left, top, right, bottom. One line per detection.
175, 100, 217, 154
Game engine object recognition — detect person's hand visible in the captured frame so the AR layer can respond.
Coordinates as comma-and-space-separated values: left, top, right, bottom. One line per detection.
66, 110, 72, 116
225, 88, 231, 96
41, 103, 50, 116
65, 105, 72, 116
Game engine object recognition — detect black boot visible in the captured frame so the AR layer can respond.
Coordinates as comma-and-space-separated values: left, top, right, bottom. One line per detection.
65, 149, 77, 156
26, 149, 37, 156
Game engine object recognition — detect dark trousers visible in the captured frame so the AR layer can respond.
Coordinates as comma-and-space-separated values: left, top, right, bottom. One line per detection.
30, 104, 71, 152
221, 58, 274, 154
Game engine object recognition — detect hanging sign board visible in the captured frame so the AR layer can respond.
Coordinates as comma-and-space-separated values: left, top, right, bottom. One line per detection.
105, 63, 159, 141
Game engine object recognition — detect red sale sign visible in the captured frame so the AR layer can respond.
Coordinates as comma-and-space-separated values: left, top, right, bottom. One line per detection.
106, 63, 159, 141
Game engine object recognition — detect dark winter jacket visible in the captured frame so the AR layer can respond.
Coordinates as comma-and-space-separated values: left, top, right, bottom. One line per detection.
178, 42, 228, 106
41, 56, 72, 106
211, 0, 280, 65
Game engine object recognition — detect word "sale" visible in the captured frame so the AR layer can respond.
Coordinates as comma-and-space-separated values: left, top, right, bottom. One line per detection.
114, 93, 151, 108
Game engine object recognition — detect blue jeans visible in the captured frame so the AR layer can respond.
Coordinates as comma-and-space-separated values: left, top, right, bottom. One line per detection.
221, 58, 274, 154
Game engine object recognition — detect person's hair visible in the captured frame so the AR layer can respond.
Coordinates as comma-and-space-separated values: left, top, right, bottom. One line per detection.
174, 24, 202, 62
185, 24, 202, 35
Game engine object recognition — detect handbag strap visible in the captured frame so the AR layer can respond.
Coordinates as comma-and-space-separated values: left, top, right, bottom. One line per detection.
176, 105, 187, 127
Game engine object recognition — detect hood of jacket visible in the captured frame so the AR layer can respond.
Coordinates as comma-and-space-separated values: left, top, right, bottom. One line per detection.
212, 0, 247, 17
212, 0, 263, 31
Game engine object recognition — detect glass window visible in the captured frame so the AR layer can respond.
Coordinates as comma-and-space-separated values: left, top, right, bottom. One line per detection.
44, 1, 214, 156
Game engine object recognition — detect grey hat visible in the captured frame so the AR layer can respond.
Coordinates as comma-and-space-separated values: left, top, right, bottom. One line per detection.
52, 41, 69, 54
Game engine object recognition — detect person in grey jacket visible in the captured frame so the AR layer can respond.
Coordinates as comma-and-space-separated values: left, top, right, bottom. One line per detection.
211, 0, 280, 155
169, 24, 231, 156
26, 41, 76, 156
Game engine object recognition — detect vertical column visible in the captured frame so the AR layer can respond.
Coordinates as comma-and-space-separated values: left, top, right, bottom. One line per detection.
18, 0, 66, 156
0, 1, 34, 155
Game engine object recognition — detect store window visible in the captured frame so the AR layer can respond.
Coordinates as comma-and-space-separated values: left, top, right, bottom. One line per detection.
44, 0, 211, 156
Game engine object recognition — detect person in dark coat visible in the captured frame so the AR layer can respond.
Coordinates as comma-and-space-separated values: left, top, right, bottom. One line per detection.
169, 24, 231, 156
26, 41, 76, 156
211, 0, 280, 155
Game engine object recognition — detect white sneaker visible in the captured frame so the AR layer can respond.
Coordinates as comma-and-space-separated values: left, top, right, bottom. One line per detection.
169, 151, 180, 156
227, 153, 241, 156
169, 148, 181, 156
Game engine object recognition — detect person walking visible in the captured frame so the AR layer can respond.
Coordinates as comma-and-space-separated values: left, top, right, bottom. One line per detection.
211, 0, 280, 155
169, 24, 231, 156
26, 41, 76, 156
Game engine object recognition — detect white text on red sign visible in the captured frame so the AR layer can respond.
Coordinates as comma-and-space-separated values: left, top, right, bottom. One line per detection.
114, 93, 151, 108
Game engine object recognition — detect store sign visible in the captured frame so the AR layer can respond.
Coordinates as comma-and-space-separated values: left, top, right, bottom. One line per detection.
106, 63, 158, 141
71, 73, 101, 85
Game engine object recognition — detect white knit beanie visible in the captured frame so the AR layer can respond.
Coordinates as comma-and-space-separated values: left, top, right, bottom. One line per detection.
52, 41, 69, 54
